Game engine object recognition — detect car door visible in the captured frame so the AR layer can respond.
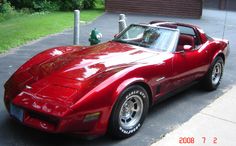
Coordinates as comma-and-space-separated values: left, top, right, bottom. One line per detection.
172, 25, 209, 88
172, 50, 208, 87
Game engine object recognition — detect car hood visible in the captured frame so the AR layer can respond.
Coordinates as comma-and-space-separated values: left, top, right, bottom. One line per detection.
7, 42, 167, 114
32, 41, 156, 81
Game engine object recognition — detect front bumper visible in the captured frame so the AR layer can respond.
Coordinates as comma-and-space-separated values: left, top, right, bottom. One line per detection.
4, 74, 109, 136
5, 91, 105, 136
7, 102, 104, 136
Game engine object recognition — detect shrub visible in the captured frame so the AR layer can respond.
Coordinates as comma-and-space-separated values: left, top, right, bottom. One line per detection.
19, 7, 33, 13
7, 0, 32, 10
0, 0, 19, 22
0, 0, 15, 13
33, 0, 59, 12
57, 0, 81, 11
57, 0, 96, 11
8, 0, 97, 12
80, 0, 96, 9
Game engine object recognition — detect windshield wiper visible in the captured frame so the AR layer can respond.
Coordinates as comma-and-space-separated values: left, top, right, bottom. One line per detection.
113, 39, 148, 47
113, 39, 134, 45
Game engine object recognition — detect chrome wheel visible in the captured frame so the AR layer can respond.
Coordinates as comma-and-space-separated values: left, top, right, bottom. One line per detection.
212, 62, 222, 85
119, 95, 143, 129
109, 85, 149, 138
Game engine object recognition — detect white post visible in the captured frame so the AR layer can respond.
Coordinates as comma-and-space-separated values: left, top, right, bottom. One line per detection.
119, 14, 127, 33
74, 10, 80, 45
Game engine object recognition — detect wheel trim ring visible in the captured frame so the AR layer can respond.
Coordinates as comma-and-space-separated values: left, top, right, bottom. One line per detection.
212, 62, 222, 85
119, 94, 144, 130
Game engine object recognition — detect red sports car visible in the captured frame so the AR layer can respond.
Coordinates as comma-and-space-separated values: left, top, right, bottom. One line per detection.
4, 21, 229, 139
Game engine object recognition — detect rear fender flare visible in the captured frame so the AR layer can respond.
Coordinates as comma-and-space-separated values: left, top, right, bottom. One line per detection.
211, 50, 225, 64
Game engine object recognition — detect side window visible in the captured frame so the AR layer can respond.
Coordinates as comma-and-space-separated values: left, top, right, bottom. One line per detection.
177, 26, 201, 46
177, 26, 195, 36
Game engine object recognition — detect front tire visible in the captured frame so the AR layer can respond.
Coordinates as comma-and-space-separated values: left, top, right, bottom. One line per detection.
108, 85, 149, 139
202, 57, 224, 90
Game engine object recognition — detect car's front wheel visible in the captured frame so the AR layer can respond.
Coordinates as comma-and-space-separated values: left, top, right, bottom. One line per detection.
202, 56, 224, 90
108, 85, 149, 139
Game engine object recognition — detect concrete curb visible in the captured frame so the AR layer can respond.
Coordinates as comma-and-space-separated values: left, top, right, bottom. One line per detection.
151, 86, 236, 146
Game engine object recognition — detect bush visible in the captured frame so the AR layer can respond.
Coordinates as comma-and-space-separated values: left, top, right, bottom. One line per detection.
33, 0, 59, 12
80, 0, 96, 9
8, 0, 97, 12
0, 0, 19, 22
19, 7, 33, 13
0, 0, 15, 13
57, 0, 81, 11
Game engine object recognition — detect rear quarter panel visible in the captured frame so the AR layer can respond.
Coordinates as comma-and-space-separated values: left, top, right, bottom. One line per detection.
196, 27, 229, 64
205, 39, 228, 65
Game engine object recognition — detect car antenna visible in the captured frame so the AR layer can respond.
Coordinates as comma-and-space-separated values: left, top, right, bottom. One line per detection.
222, 0, 228, 39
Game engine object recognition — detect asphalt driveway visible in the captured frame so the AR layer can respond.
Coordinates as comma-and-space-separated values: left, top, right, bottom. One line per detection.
0, 9, 236, 146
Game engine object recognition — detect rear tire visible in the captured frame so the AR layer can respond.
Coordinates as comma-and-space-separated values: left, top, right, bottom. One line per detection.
202, 57, 224, 91
108, 85, 149, 139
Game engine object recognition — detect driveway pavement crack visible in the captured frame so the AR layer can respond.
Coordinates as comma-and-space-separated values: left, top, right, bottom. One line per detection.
200, 112, 236, 124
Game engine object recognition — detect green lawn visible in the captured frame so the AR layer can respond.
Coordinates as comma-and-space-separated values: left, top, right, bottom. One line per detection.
0, 9, 104, 53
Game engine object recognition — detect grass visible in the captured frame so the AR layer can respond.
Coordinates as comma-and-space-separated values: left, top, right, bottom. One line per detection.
0, 9, 104, 53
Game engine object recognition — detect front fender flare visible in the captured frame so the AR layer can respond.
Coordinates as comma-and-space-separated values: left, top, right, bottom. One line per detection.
110, 77, 149, 109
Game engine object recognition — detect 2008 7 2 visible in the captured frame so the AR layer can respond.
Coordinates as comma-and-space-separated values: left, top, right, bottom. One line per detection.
179, 137, 218, 144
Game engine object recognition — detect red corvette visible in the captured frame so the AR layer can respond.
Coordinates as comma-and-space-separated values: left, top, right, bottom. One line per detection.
4, 21, 229, 139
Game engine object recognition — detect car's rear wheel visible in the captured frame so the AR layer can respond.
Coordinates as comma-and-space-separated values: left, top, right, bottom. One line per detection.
202, 56, 224, 90
108, 85, 149, 139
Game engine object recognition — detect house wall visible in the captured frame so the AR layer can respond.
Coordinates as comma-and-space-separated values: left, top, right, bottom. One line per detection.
105, 0, 203, 18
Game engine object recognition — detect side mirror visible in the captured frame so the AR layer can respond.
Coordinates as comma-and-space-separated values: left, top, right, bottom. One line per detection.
183, 45, 192, 51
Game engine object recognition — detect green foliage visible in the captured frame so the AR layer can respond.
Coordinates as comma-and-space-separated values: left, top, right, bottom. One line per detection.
57, 0, 81, 11
0, 10, 104, 53
8, 0, 98, 12
80, 0, 96, 9
0, 0, 20, 22
58, 0, 96, 10
0, 0, 15, 13
0, 0, 104, 53
33, 0, 59, 12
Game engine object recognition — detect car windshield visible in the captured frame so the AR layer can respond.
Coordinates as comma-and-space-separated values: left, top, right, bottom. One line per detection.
113, 24, 179, 52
